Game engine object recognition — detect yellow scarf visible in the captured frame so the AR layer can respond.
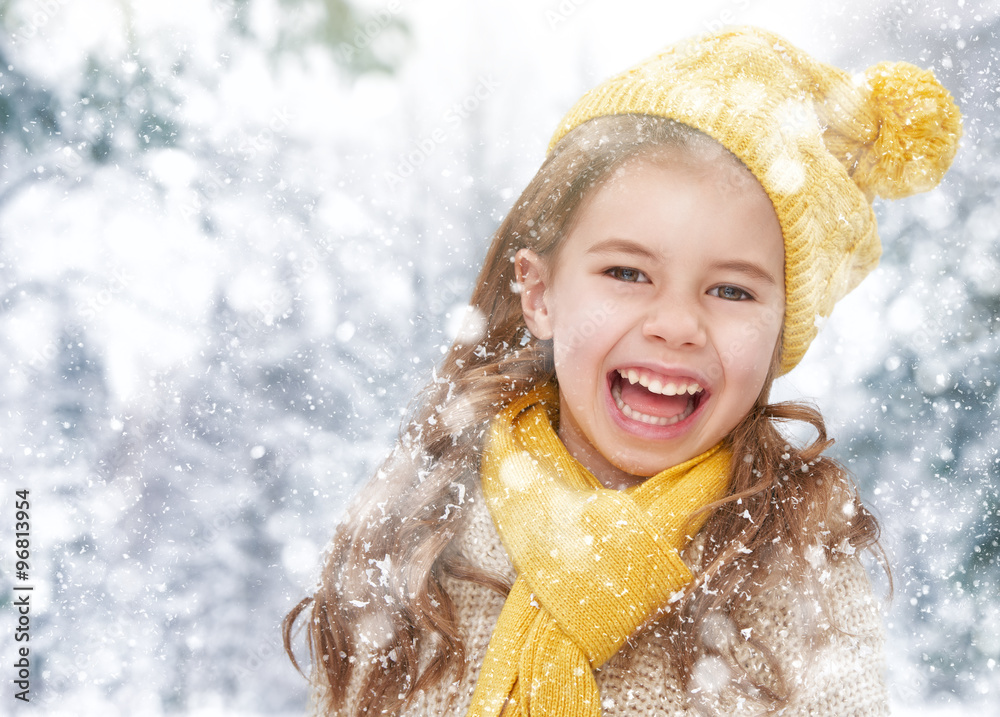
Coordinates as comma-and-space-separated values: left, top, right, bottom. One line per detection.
468, 384, 731, 717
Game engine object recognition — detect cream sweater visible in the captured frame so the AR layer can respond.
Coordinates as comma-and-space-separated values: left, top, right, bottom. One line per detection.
308, 481, 889, 716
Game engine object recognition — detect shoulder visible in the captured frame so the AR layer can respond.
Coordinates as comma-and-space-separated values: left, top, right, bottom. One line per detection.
595, 548, 887, 716
739, 549, 883, 641
399, 476, 515, 717
439, 472, 517, 665
305, 471, 509, 717
448, 473, 518, 585
740, 553, 889, 715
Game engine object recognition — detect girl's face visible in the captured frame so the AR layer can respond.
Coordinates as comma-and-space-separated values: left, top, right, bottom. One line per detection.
517, 152, 785, 489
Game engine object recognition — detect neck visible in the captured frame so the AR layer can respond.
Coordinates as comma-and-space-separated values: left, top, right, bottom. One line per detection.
556, 422, 648, 490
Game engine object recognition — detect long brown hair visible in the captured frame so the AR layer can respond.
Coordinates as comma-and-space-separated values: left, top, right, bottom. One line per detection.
283, 115, 886, 715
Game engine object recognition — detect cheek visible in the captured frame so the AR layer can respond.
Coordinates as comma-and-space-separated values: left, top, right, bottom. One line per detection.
550, 297, 621, 358
718, 315, 782, 383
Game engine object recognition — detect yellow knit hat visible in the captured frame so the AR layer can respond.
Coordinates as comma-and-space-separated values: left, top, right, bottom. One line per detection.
548, 26, 962, 374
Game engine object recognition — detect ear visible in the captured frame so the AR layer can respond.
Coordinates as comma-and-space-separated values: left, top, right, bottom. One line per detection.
514, 248, 553, 340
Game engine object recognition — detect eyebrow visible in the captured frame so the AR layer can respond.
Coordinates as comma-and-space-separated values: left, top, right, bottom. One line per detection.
711, 260, 779, 285
585, 238, 661, 261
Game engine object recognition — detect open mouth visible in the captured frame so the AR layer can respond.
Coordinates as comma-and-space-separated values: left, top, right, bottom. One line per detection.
609, 368, 706, 427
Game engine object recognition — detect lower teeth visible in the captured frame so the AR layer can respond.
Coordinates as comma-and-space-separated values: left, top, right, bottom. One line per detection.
612, 384, 694, 426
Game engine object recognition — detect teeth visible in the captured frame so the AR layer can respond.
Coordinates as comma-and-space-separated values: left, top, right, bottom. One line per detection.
616, 369, 704, 396
611, 383, 696, 426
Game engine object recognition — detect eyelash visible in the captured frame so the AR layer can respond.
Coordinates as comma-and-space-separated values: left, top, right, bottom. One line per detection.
709, 285, 755, 301
606, 268, 756, 301
605, 266, 649, 283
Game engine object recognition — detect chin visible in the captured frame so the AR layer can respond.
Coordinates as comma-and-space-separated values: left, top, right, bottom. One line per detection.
607, 449, 681, 480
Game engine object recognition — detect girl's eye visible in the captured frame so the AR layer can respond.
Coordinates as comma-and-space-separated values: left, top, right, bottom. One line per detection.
710, 285, 753, 301
607, 267, 649, 283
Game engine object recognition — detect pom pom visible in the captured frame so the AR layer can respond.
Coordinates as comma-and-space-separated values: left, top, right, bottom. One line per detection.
852, 61, 962, 200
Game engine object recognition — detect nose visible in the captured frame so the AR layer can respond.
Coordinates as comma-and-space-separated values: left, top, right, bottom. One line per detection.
642, 295, 707, 348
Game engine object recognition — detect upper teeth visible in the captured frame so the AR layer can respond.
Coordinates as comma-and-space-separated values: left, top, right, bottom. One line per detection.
618, 369, 704, 396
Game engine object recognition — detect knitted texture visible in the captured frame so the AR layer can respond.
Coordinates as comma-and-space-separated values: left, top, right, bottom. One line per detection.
547, 26, 962, 373
467, 384, 730, 717
306, 481, 889, 716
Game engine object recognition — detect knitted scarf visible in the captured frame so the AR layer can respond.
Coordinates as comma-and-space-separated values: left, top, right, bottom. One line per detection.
468, 384, 731, 717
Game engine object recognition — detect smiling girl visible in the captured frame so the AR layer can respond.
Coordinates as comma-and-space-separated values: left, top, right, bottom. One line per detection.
284, 26, 961, 716
516, 145, 786, 490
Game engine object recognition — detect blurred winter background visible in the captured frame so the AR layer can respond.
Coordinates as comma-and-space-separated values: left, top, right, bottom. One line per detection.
0, 0, 996, 714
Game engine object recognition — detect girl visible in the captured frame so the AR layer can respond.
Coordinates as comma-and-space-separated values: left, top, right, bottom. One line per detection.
284, 26, 961, 716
